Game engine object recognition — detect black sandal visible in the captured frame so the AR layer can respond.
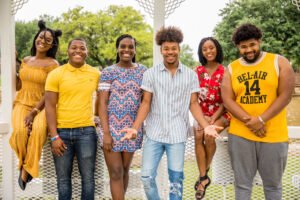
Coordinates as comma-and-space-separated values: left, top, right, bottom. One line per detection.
195, 174, 211, 200
18, 169, 27, 190
27, 173, 32, 183
194, 168, 210, 190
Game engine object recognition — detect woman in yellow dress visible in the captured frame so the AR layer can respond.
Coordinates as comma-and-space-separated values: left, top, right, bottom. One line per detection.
9, 20, 62, 190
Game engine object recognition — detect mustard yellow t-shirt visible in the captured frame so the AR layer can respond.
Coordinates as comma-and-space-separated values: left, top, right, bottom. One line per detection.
229, 52, 288, 143
45, 63, 100, 128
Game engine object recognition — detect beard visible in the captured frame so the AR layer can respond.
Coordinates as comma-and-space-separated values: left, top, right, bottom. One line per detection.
242, 50, 261, 63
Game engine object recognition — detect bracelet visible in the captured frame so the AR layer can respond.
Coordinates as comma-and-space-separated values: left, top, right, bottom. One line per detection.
33, 107, 41, 113
50, 135, 60, 142
258, 116, 265, 124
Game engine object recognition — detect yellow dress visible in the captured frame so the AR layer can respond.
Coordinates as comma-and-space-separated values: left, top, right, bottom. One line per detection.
9, 61, 58, 178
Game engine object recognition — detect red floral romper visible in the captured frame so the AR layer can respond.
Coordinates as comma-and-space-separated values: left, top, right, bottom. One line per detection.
195, 65, 230, 124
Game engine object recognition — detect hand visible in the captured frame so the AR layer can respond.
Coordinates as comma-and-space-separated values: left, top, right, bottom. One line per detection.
24, 113, 35, 127
244, 116, 265, 134
204, 125, 223, 138
24, 112, 36, 135
254, 127, 266, 138
27, 125, 32, 135
51, 138, 67, 156
103, 133, 114, 152
120, 128, 138, 141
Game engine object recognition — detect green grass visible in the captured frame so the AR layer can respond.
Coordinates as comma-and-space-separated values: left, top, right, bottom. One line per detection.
183, 154, 300, 200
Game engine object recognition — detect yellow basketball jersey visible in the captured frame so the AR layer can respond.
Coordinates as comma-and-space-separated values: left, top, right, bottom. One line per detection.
229, 52, 288, 143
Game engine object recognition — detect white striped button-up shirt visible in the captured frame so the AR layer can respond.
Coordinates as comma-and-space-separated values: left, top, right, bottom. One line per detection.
141, 62, 200, 144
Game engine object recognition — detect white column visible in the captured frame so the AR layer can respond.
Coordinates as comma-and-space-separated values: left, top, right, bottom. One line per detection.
153, 1, 167, 197
0, 0, 16, 199
153, 0, 165, 66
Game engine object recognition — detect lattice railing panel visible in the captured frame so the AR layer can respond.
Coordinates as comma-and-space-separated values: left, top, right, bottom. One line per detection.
292, 0, 300, 10
11, 0, 29, 15
209, 132, 300, 200
14, 140, 146, 199
135, 0, 186, 18
7, 130, 300, 199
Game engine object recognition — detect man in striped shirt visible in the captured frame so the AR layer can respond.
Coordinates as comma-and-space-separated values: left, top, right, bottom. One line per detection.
121, 26, 222, 200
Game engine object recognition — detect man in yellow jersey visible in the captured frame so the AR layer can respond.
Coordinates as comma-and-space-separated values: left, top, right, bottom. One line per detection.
221, 23, 295, 200
45, 38, 100, 200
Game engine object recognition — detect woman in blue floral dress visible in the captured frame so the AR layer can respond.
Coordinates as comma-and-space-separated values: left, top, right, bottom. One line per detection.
98, 34, 147, 199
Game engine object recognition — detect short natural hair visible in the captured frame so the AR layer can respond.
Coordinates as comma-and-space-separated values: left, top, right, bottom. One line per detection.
232, 23, 262, 45
155, 26, 183, 46
67, 38, 87, 49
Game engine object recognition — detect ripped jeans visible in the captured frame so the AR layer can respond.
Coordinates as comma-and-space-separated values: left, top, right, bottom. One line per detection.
141, 137, 185, 200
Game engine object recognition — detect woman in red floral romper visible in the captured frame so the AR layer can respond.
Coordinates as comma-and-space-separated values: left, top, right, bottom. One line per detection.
194, 37, 230, 199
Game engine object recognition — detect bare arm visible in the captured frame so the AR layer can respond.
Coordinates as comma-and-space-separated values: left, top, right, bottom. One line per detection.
190, 92, 209, 128
120, 91, 152, 140
45, 92, 58, 137
98, 90, 114, 151
34, 96, 45, 111
94, 94, 99, 116
260, 56, 295, 122
16, 60, 22, 91
45, 91, 66, 156
210, 104, 225, 124
221, 68, 251, 122
93, 94, 100, 126
24, 96, 46, 135
98, 91, 109, 135
132, 91, 152, 130
190, 92, 223, 137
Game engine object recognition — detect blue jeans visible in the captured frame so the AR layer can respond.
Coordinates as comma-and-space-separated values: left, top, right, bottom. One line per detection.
53, 126, 97, 200
141, 137, 186, 200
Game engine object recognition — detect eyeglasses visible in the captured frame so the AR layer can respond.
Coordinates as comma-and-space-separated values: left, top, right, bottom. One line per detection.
37, 33, 53, 45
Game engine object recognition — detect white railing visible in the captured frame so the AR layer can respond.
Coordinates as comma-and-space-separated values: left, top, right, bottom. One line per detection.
0, 116, 299, 199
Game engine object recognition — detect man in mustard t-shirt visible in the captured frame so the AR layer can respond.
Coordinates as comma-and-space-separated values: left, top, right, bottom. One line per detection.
221, 24, 295, 200
45, 38, 100, 200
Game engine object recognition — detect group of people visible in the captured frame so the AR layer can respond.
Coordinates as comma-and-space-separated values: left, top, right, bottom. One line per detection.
9, 19, 294, 200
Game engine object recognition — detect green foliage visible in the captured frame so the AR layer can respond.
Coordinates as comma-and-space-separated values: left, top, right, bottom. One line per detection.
15, 6, 153, 68
180, 44, 198, 69
214, 0, 300, 69
51, 6, 153, 68
15, 5, 198, 69
15, 20, 38, 59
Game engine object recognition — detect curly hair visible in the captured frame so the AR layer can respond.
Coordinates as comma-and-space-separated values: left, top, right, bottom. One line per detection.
30, 20, 62, 58
155, 26, 183, 46
198, 37, 223, 65
115, 34, 136, 63
232, 23, 262, 45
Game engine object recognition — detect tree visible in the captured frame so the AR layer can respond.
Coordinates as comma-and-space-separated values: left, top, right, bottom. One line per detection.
180, 44, 198, 68
15, 20, 37, 59
214, 0, 300, 68
15, 6, 197, 69
51, 6, 153, 67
